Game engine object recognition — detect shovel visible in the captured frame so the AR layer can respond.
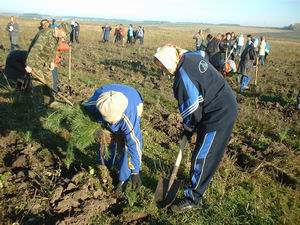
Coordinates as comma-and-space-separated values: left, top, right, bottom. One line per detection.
68, 46, 72, 96
253, 57, 259, 94
31, 70, 73, 106
155, 135, 188, 208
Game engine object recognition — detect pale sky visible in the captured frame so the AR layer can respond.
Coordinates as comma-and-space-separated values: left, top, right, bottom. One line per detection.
0, 0, 299, 27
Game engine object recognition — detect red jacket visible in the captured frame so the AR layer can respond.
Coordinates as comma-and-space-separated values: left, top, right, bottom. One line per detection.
55, 41, 70, 66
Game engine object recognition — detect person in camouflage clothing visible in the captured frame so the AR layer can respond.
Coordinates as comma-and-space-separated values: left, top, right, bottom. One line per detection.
25, 23, 70, 110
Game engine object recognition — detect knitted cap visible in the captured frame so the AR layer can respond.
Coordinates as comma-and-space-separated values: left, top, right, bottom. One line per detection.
96, 91, 128, 123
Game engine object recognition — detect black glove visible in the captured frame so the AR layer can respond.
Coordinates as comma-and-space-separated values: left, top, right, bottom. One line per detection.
182, 130, 193, 141
131, 173, 142, 192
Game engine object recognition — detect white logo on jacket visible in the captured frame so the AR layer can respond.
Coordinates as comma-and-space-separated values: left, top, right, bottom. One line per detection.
198, 60, 208, 73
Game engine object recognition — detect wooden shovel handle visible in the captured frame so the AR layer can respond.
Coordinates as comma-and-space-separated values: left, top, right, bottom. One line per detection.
254, 57, 259, 85
68, 47, 72, 82
167, 135, 188, 192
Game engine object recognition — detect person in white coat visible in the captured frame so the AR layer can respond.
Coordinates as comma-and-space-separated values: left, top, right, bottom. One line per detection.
259, 36, 266, 66
237, 34, 245, 56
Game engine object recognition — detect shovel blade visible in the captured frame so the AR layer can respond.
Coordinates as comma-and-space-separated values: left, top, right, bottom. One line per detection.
155, 178, 181, 208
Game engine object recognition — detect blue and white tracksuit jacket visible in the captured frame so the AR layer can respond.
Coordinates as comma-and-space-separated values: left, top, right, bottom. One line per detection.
84, 84, 143, 182
173, 52, 238, 203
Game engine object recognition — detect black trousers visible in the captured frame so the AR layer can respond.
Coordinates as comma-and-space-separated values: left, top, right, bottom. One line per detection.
184, 122, 235, 204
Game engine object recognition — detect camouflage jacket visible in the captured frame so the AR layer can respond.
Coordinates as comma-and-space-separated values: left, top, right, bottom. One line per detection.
26, 28, 58, 86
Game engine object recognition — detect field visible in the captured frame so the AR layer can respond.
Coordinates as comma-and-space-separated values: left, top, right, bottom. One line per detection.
0, 17, 300, 225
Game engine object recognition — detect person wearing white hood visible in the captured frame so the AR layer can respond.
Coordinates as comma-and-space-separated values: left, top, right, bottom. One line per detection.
154, 45, 238, 212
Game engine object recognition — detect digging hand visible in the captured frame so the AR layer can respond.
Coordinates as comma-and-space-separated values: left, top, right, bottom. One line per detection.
131, 173, 142, 192
181, 125, 194, 140
25, 66, 32, 73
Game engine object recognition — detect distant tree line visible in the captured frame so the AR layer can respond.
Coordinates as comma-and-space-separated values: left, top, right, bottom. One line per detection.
283, 23, 300, 31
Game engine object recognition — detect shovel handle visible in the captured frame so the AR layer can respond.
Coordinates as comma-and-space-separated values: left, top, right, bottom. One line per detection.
167, 135, 188, 192
31, 70, 74, 106
68, 47, 72, 81
254, 57, 259, 85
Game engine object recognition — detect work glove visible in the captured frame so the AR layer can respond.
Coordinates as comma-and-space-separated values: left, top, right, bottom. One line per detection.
181, 124, 194, 140
131, 173, 142, 192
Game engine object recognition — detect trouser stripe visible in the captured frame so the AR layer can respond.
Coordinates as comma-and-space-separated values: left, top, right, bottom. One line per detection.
191, 131, 216, 189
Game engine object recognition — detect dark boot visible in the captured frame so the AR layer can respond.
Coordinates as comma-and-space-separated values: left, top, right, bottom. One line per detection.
171, 198, 200, 213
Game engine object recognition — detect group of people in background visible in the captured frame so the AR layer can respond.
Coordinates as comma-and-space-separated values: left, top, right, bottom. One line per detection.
193, 29, 271, 91
3, 16, 146, 52
101, 24, 145, 45
2, 16, 80, 53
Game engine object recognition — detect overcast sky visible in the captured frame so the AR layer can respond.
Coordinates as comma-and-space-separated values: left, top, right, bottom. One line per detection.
1, 0, 299, 27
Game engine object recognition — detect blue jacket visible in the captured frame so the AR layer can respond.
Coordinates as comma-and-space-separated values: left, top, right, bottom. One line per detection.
84, 84, 143, 173
173, 52, 238, 132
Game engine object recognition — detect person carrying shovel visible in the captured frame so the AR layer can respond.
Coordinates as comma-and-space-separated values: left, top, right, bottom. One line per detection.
154, 45, 238, 212
83, 84, 144, 192
25, 23, 71, 110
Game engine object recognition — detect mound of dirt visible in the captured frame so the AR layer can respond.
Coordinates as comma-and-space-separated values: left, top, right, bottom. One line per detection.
0, 132, 117, 225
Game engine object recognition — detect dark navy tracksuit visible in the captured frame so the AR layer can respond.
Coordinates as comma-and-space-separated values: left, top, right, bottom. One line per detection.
173, 52, 238, 204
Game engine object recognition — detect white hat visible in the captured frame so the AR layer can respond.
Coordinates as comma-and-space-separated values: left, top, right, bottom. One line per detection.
154, 45, 188, 75
96, 91, 128, 123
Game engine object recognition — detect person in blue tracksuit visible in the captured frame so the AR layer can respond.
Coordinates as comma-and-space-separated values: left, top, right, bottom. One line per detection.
154, 45, 238, 212
83, 84, 144, 191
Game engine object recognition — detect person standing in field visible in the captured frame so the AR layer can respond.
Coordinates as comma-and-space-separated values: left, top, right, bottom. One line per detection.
113, 24, 120, 44
70, 20, 80, 44
237, 34, 245, 56
220, 32, 232, 62
136, 26, 144, 45
252, 36, 259, 51
206, 34, 223, 72
6, 16, 20, 52
154, 45, 238, 212
102, 24, 112, 42
230, 32, 237, 58
258, 36, 266, 66
83, 84, 144, 192
193, 29, 206, 57
25, 24, 70, 110
118, 24, 126, 46
264, 40, 270, 63
245, 34, 253, 47
127, 24, 134, 45
50, 19, 59, 28
237, 35, 257, 92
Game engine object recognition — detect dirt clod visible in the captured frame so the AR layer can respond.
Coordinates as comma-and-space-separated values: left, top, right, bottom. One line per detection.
50, 186, 64, 204
54, 197, 80, 213
65, 182, 77, 192
71, 171, 85, 185
97, 165, 113, 190
12, 155, 27, 168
